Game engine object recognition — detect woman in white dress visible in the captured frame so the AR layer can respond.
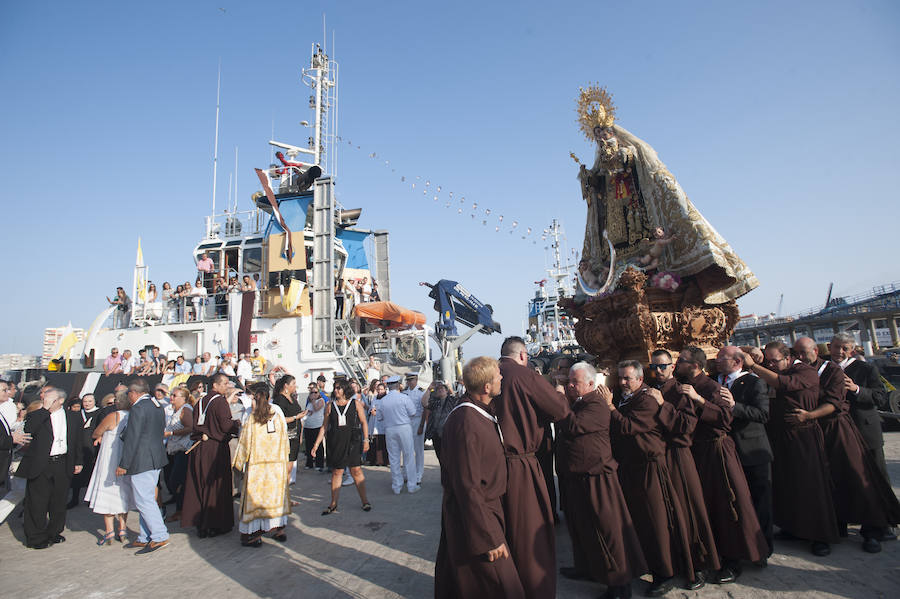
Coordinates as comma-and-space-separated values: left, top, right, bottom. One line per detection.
84, 394, 134, 545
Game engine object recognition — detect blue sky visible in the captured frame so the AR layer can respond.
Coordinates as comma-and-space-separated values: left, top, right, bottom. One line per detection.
1, 0, 898, 359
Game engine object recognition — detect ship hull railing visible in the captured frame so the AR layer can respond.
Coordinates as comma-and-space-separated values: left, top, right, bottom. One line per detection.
109, 291, 264, 329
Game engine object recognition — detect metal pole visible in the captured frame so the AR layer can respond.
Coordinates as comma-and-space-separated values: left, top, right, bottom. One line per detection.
211, 61, 221, 236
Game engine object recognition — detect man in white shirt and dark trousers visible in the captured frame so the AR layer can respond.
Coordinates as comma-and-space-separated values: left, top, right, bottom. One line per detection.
15, 388, 83, 549
403, 373, 426, 486
380, 376, 419, 494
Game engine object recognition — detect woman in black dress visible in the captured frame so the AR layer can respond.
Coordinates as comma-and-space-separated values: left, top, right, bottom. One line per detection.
311, 380, 371, 514
271, 375, 307, 486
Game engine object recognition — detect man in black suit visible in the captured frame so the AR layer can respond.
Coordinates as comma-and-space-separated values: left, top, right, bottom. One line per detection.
15, 388, 83, 549
716, 346, 773, 557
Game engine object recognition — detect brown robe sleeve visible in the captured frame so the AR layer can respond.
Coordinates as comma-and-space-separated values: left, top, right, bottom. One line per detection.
777, 366, 817, 393
560, 399, 604, 436
696, 396, 733, 432
207, 398, 239, 442
656, 390, 698, 436
610, 393, 658, 435
448, 425, 506, 558
818, 362, 846, 410
526, 369, 572, 423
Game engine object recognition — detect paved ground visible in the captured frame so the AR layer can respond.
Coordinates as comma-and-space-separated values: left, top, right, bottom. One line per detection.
1, 434, 899, 598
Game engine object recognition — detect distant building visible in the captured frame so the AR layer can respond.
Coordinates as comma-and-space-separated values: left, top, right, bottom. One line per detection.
42, 327, 86, 367
0, 353, 42, 373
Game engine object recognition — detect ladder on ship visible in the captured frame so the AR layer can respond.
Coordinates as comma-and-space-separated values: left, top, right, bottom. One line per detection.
334, 318, 369, 382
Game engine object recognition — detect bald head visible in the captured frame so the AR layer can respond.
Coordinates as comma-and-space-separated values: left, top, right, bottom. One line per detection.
793, 337, 818, 364
715, 345, 744, 375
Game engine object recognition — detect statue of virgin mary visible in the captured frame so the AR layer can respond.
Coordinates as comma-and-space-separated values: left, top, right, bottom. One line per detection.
576, 85, 758, 305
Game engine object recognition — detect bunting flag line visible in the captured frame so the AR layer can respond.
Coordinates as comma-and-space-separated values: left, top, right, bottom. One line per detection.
337, 135, 555, 245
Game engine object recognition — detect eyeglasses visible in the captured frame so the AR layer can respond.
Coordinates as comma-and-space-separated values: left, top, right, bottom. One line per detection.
647, 363, 672, 370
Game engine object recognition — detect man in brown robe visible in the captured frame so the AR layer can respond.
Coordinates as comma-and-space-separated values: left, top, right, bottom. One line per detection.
830, 333, 896, 541
653, 349, 720, 588
495, 337, 571, 599
791, 337, 900, 554
716, 346, 774, 556
435, 357, 524, 599
677, 347, 769, 581
743, 341, 840, 556
608, 360, 693, 597
558, 362, 646, 599
181, 373, 240, 537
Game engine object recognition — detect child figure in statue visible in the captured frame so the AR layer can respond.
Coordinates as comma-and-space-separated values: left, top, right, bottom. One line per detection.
638, 227, 676, 271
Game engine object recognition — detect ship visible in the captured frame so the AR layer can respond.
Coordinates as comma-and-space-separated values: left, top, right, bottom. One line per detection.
34, 41, 432, 394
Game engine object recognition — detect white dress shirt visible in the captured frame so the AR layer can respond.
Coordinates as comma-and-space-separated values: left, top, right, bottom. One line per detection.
49, 408, 68, 456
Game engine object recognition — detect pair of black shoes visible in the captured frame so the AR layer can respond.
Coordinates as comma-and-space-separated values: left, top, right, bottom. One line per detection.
28, 534, 65, 550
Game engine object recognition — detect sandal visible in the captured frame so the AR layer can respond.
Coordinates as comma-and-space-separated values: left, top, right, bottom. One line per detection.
97, 532, 115, 546
241, 538, 262, 548
362, 503, 372, 512
273, 532, 287, 542
116, 529, 127, 543
290, 500, 300, 507
321, 504, 338, 516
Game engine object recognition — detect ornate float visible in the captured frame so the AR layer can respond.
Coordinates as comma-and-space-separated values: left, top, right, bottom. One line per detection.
562, 85, 757, 367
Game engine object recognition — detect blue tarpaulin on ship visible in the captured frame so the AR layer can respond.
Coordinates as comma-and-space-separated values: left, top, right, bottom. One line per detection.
265, 195, 312, 236
337, 229, 371, 270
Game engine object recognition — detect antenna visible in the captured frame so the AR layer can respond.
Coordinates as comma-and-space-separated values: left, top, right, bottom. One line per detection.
776, 293, 784, 318
210, 60, 221, 231
234, 146, 239, 211
824, 282, 834, 308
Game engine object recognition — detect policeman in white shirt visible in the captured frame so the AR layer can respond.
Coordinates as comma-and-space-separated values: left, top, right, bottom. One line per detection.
378, 376, 419, 494
403, 372, 426, 486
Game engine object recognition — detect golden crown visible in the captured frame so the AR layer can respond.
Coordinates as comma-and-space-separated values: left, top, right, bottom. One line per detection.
576, 84, 616, 141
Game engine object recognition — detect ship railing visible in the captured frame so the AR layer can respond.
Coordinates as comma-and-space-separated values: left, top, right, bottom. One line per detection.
109, 291, 265, 329
203, 209, 265, 241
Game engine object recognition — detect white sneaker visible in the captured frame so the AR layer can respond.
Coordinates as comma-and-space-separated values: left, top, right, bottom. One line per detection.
408, 485, 421, 494
342, 476, 354, 487
392, 488, 402, 495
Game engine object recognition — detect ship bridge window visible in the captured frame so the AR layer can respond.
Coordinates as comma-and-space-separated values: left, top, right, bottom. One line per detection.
198, 242, 222, 250
243, 247, 262, 273
225, 240, 242, 247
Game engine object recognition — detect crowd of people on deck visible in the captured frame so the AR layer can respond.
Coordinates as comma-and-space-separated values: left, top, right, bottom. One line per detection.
106, 251, 386, 329
3, 332, 898, 597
